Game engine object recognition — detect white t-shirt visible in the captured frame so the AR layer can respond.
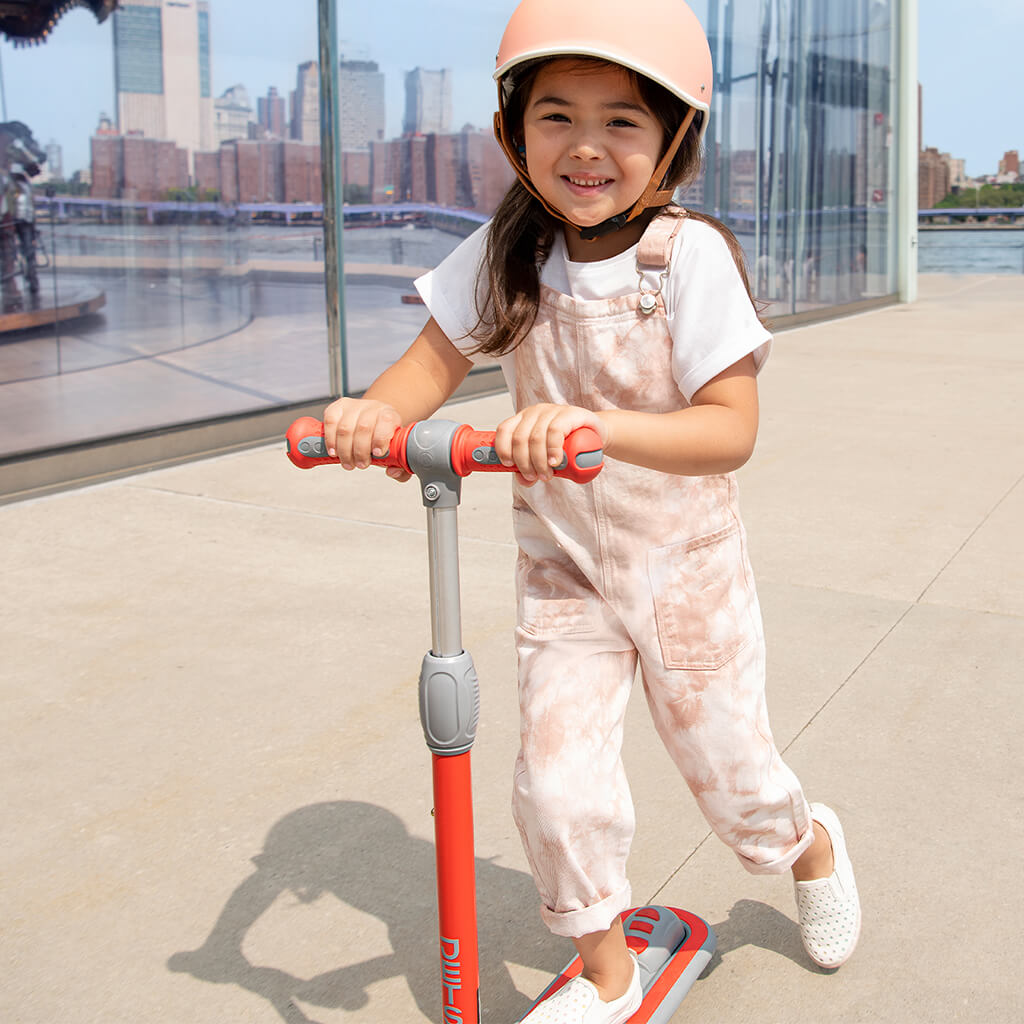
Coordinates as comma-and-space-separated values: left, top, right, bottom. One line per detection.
415, 216, 771, 405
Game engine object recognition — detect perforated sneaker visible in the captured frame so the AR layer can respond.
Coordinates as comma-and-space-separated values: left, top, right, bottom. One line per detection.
519, 953, 641, 1024
794, 803, 861, 968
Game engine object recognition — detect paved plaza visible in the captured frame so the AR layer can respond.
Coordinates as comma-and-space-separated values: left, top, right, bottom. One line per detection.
2, 274, 1022, 1022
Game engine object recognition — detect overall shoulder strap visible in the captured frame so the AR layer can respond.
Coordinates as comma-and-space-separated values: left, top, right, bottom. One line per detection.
637, 205, 688, 270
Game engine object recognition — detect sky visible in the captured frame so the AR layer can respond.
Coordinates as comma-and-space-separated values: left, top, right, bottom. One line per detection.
0, 0, 1019, 180
917, 1, 1023, 175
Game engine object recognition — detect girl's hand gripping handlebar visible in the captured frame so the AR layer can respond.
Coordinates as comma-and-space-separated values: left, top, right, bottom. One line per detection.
285, 416, 604, 484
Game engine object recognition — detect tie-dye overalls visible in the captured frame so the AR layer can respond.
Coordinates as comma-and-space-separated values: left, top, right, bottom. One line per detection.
510, 208, 814, 939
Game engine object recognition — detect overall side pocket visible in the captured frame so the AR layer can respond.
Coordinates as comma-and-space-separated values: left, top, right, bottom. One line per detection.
648, 521, 757, 671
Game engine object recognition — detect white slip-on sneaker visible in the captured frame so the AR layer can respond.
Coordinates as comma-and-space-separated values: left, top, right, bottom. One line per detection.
519, 952, 641, 1024
794, 803, 862, 968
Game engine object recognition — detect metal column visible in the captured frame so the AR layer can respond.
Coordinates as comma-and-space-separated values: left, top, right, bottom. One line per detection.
317, 0, 350, 396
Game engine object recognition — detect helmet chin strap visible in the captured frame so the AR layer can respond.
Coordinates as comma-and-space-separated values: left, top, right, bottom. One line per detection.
494, 101, 696, 242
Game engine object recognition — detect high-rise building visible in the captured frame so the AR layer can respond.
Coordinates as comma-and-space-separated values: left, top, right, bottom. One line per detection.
947, 157, 967, 189
112, 0, 214, 158
340, 59, 386, 151
290, 61, 319, 145
257, 86, 286, 139
44, 140, 63, 181
998, 150, 1020, 178
403, 67, 452, 136
214, 85, 253, 144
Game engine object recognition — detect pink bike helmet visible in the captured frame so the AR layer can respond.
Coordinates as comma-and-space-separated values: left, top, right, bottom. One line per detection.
493, 0, 713, 238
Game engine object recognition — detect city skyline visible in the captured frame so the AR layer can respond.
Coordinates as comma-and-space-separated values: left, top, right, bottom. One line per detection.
1, 0, 1020, 182
0, 0, 499, 176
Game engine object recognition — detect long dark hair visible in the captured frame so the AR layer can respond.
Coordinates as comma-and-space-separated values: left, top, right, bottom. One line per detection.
468, 57, 761, 357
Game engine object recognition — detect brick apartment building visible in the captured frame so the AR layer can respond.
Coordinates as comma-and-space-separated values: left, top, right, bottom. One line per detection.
192, 139, 322, 203
998, 150, 1020, 179
91, 124, 513, 212
370, 128, 514, 213
460, 131, 517, 213
341, 151, 370, 199
90, 134, 189, 200
919, 146, 951, 209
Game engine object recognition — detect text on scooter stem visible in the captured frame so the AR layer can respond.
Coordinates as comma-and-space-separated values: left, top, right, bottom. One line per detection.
441, 936, 463, 1021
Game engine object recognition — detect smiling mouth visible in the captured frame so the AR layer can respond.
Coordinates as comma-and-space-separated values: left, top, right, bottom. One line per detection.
564, 176, 612, 188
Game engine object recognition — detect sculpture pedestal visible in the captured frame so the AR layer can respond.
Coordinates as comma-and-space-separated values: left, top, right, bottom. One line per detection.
0, 285, 105, 335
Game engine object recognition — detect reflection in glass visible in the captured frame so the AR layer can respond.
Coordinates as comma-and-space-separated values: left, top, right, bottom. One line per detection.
336, 0, 898, 356
689, 0, 897, 316
0, 0, 901, 466
0, 1, 329, 460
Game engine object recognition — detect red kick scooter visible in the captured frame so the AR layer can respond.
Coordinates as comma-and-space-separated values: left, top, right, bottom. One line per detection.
287, 416, 715, 1023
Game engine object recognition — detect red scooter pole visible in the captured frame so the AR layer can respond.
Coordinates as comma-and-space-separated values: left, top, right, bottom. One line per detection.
286, 416, 602, 1024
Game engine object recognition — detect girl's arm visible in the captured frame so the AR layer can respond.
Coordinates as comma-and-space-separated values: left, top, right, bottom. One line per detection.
494, 354, 759, 483
600, 353, 759, 475
323, 317, 473, 476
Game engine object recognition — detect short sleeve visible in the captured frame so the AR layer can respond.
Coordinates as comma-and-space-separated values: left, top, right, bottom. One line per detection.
414, 223, 493, 364
666, 219, 772, 403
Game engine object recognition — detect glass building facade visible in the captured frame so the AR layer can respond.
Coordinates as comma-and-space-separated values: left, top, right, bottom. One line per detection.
690, 0, 899, 314
198, 9, 211, 100
0, 0, 911, 500
112, 6, 164, 94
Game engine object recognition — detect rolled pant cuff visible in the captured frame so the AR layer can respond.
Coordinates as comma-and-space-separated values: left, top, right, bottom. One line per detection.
539, 884, 633, 939
735, 817, 816, 876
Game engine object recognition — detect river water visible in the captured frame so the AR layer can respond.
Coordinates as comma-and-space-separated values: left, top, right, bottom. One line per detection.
8, 220, 1018, 456
918, 228, 1024, 274
46, 222, 468, 269
48, 220, 1024, 275
247, 224, 1024, 276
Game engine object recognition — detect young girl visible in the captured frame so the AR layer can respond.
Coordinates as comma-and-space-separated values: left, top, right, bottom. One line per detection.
323, 1, 860, 1019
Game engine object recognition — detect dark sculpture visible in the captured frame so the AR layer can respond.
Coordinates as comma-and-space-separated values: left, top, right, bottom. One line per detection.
1, 1, 118, 45
1, 122, 47, 312
1, 4, 120, 312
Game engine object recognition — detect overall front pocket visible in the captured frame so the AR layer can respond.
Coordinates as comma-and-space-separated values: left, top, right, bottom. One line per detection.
513, 505, 597, 639
516, 551, 597, 639
648, 522, 757, 671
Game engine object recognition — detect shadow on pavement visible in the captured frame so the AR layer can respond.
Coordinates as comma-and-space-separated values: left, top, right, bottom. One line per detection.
167, 800, 560, 1023
706, 898, 829, 976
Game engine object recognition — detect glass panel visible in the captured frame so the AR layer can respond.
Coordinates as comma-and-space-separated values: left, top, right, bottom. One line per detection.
0, 1, 901, 470
335, 4, 513, 392
686, 0, 897, 317
334, 0, 898, 398
1, 2, 329, 460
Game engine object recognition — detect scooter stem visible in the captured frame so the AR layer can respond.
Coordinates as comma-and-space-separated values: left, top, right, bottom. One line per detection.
404, 421, 482, 1024
427, 505, 463, 659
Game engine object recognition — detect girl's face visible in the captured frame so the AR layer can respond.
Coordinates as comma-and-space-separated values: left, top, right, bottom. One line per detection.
521, 60, 665, 260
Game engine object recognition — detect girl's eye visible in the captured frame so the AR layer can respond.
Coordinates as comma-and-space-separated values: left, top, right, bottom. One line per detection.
540, 112, 570, 122
609, 118, 638, 128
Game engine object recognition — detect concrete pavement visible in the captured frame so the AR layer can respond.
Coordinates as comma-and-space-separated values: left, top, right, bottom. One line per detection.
2, 273, 1022, 1023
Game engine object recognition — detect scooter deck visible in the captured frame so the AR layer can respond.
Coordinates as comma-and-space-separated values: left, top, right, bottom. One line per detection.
521, 906, 715, 1023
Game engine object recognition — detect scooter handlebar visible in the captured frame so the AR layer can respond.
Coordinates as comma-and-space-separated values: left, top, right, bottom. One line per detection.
285, 417, 603, 484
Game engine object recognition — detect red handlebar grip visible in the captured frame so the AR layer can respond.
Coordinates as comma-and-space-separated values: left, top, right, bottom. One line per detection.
448, 428, 506, 476
285, 416, 335, 468
556, 426, 604, 483
449, 425, 603, 483
285, 416, 409, 472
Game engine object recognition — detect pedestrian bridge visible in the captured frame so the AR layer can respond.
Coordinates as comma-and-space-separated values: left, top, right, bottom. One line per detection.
34, 196, 489, 234
919, 207, 1024, 224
